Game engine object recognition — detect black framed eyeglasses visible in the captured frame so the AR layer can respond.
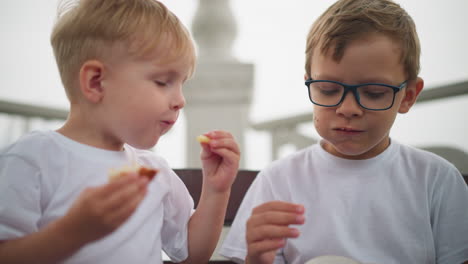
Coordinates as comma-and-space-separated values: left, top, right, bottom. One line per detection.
304, 79, 407, 111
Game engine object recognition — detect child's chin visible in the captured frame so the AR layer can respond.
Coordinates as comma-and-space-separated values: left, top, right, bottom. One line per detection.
327, 144, 373, 160
130, 138, 160, 150
336, 148, 378, 160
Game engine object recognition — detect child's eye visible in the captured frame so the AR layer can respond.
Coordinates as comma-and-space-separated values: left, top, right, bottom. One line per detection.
320, 88, 341, 96
359, 85, 392, 100
154, 80, 167, 87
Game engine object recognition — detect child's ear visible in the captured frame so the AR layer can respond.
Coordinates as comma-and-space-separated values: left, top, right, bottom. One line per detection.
398, 77, 424, 114
79, 60, 106, 103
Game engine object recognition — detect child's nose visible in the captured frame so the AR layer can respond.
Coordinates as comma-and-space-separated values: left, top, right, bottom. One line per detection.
336, 92, 363, 117
171, 87, 186, 110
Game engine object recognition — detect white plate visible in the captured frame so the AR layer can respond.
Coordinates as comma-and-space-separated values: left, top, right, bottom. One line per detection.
305, 255, 362, 264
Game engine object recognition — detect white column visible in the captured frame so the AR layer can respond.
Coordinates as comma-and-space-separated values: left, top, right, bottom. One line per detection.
184, 0, 254, 168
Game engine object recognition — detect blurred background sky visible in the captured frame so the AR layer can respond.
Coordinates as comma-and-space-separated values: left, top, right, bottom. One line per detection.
0, 0, 467, 169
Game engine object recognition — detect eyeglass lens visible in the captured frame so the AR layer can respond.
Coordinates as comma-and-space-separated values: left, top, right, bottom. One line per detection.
309, 82, 395, 110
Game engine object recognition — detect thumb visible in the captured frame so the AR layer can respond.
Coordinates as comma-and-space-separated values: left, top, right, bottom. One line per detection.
200, 142, 213, 160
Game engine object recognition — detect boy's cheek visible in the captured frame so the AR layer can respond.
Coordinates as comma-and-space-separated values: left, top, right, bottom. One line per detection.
313, 114, 327, 137
313, 115, 321, 127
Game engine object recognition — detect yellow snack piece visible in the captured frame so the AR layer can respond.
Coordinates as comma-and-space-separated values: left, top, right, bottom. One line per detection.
196, 135, 211, 143
108, 163, 139, 181
108, 163, 159, 182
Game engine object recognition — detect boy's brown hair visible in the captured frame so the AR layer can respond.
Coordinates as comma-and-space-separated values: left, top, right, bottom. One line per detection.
305, 0, 420, 81
51, 0, 196, 102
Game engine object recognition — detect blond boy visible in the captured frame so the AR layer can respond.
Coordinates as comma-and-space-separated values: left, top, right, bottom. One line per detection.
0, 0, 240, 263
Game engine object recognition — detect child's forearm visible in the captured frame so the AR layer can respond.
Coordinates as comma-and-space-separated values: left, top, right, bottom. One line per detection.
182, 188, 231, 264
0, 217, 86, 264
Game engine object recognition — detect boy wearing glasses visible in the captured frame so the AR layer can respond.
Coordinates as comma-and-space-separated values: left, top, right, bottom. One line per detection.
220, 0, 468, 263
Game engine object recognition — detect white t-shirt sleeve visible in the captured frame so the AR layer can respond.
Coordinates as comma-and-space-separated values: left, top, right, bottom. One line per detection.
0, 154, 42, 239
160, 169, 195, 263
220, 169, 286, 264
431, 168, 468, 264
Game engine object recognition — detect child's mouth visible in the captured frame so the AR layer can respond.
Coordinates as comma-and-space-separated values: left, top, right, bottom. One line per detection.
334, 127, 363, 133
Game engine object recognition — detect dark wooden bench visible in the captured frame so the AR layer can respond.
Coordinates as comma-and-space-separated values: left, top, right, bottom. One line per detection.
165, 170, 468, 263
174, 169, 259, 225
163, 169, 258, 264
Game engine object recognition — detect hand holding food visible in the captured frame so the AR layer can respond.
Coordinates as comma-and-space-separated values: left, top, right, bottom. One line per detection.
109, 164, 159, 182
197, 131, 240, 193
61, 165, 153, 244
196, 134, 211, 144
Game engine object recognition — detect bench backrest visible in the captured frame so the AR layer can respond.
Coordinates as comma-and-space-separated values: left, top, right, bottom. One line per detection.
174, 169, 259, 224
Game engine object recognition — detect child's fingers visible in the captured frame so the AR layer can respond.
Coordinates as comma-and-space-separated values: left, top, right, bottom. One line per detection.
205, 130, 232, 139
246, 201, 305, 245
107, 187, 148, 225
245, 201, 305, 244
201, 144, 240, 163
247, 238, 285, 257
63, 177, 148, 243
247, 224, 300, 243
210, 136, 240, 150
101, 172, 140, 195
252, 201, 305, 215
199, 141, 214, 160
90, 179, 148, 228
206, 147, 240, 166
249, 210, 305, 227
101, 177, 148, 211
205, 131, 240, 153
199, 131, 240, 164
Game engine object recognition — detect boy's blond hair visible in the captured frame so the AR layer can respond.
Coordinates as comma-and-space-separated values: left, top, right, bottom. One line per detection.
305, 0, 420, 81
51, 0, 196, 102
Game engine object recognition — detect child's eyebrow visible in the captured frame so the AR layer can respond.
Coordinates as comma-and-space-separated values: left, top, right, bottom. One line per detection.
313, 74, 395, 84
311, 74, 341, 81
357, 78, 396, 84
151, 69, 190, 83
151, 69, 179, 78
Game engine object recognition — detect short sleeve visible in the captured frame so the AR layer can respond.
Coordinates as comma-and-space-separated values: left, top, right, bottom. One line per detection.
219, 170, 286, 264
431, 168, 468, 264
0, 154, 42, 239
160, 169, 195, 262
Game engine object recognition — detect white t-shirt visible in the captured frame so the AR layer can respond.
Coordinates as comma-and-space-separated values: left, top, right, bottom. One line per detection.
0, 131, 194, 264
220, 140, 468, 264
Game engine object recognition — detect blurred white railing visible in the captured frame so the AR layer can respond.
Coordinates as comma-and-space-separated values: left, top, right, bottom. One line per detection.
0, 99, 67, 146
1, 80, 467, 173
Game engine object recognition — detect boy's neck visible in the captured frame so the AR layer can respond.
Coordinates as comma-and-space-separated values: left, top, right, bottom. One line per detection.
321, 137, 391, 160
57, 108, 125, 151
